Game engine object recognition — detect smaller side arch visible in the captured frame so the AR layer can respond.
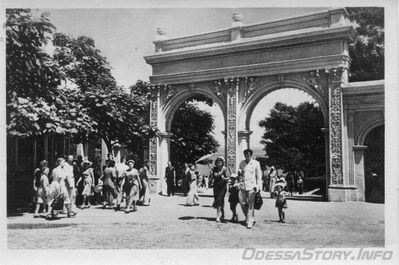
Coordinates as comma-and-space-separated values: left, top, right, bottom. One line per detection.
161, 84, 226, 133
357, 119, 384, 146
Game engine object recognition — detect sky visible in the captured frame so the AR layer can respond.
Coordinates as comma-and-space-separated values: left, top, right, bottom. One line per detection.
34, 7, 322, 149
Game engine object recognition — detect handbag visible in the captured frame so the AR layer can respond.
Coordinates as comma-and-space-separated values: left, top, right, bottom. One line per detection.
254, 191, 263, 210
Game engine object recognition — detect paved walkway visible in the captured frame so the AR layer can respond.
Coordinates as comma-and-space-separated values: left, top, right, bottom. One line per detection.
7, 189, 384, 249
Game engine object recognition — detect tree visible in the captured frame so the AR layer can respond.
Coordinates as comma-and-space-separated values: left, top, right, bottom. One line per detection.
52, 34, 155, 152
170, 97, 220, 171
258, 102, 325, 178
347, 7, 384, 82
6, 9, 93, 137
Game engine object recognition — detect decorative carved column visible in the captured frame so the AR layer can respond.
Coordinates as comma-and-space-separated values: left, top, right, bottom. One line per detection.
327, 67, 345, 185
238, 130, 253, 163
326, 67, 356, 201
225, 77, 240, 175
148, 85, 160, 177
353, 145, 367, 202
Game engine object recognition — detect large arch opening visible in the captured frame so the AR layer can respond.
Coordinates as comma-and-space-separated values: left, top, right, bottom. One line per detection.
248, 88, 326, 198
364, 125, 384, 203
168, 94, 224, 192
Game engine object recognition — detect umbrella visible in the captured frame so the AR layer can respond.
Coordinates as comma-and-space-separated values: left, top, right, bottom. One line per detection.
195, 153, 215, 165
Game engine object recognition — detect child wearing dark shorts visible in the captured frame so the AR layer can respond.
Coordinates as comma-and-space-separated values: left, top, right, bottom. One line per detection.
274, 184, 288, 223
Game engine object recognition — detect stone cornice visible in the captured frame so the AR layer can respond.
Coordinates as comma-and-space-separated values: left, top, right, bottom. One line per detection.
145, 26, 355, 65
149, 54, 350, 85
150, 8, 349, 53
342, 80, 384, 96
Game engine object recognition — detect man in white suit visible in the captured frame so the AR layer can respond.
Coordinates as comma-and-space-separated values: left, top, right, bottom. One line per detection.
238, 149, 262, 229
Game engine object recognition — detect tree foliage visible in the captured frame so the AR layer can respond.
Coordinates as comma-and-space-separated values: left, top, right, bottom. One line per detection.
52, 33, 154, 151
170, 97, 220, 171
6, 9, 154, 153
259, 102, 325, 177
6, 9, 94, 137
347, 7, 384, 82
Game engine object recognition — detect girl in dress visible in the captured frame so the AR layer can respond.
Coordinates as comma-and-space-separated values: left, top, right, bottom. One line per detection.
274, 184, 288, 223
33, 167, 50, 218
77, 161, 94, 209
212, 157, 229, 222
185, 164, 199, 206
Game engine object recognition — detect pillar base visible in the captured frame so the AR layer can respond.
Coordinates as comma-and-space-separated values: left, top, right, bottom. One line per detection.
149, 177, 161, 194
328, 185, 358, 202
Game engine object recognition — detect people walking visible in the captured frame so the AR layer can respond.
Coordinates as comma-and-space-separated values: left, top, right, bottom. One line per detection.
100, 160, 117, 209
238, 149, 262, 229
211, 157, 229, 222
269, 166, 277, 198
122, 160, 141, 213
46, 157, 76, 219
183, 163, 190, 196
33, 167, 50, 218
165, 161, 175, 196
64, 155, 77, 211
115, 157, 128, 211
139, 160, 152, 206
77, 160, 94, 209
185, 164, 199, 206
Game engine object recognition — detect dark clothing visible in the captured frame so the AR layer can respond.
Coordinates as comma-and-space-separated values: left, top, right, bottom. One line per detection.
212, 166, 228, 208
228, 185, 239, 204
165, 166, 175, 196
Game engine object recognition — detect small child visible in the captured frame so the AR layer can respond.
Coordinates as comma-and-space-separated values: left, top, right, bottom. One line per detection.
228, 174, 239, 222
274, 184, 288, 223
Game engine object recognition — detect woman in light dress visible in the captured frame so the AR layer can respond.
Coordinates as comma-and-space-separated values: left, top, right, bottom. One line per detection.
77, 160, 94, 209
122, 160, 141, 213
33, 167, 50, 218
139, 160, 152, 206
185, 164, 199, 206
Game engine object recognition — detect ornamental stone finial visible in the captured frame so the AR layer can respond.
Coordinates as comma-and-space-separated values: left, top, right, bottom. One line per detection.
232, 12, 244, 27
155, 27, 167, 41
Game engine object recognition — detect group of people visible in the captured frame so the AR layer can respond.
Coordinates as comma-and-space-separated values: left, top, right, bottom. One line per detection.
264, 167, 305, 196
32, 153, 153, 219
33, 150, 288, 227
209, 149, 288, 227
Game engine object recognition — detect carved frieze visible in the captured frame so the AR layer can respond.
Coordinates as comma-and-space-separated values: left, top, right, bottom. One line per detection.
149, 86, 159, 176
242, 77, 259, 104
225, 77, 240, 174
162, 85, 175, 105
303, 70, 324, 96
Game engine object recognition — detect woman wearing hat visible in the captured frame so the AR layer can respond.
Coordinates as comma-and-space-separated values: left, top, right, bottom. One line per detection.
211, 157, 229, 222
77, 160, 94, 209
122, 160, 141, 213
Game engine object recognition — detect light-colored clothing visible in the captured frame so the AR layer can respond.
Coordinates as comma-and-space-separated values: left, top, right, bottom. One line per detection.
81, 168, 94, 196
123, 168, 140, 201
139, 167, 151, 205
186, 170, 199, 205
238, 159, 262, 191
36, 174, 49, 204
51, 165, 71, 204
238, 158, 262, 225
64, 162, 76, 208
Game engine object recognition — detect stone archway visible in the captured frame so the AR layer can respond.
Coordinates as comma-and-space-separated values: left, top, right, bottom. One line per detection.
239, 80, 329, 198
144, 8, 385, 201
